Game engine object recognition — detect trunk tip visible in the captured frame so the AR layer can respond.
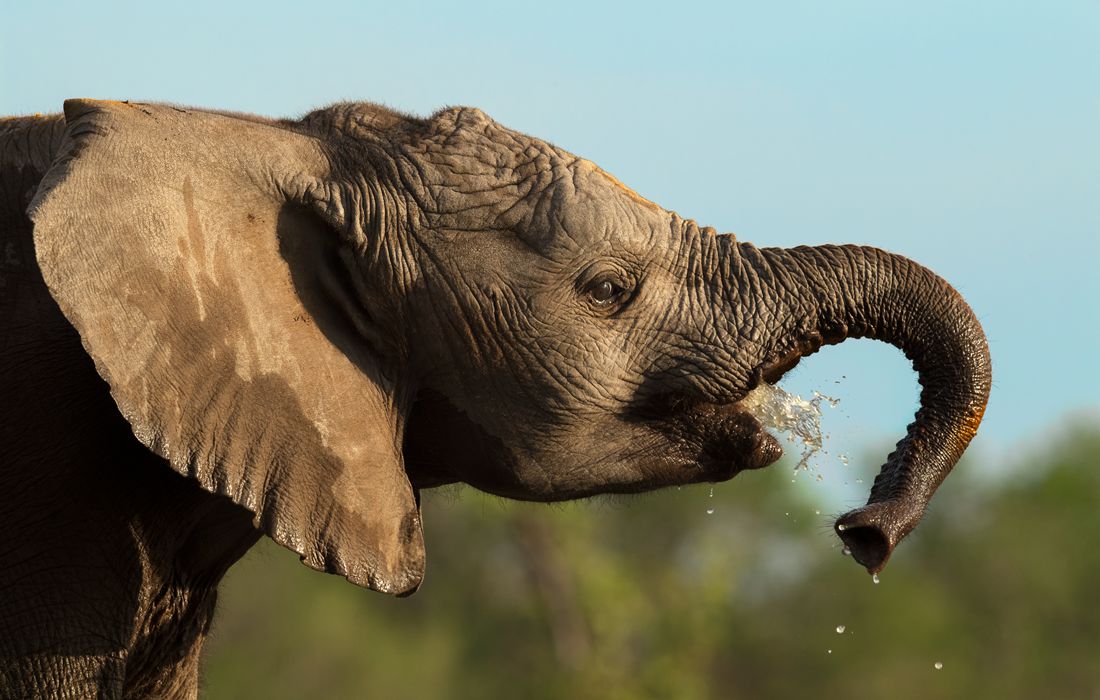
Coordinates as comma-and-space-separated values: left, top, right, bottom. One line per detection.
835, 499, 924, 574
836, 519, 891, 573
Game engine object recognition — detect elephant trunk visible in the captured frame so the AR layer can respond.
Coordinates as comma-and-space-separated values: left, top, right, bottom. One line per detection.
734, 242, 991, 573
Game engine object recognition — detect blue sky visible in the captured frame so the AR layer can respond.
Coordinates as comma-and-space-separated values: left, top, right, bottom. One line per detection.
3, 1, 1097, 465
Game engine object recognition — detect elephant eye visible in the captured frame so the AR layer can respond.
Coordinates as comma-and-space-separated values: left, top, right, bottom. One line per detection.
587, 279, 626, 306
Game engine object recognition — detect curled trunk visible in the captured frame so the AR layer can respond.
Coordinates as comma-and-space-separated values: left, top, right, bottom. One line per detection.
741, 243, 991, 572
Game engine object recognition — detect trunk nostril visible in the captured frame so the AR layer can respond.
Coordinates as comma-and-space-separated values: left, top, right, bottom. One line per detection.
835, 498, 925, 574
837, 523, 891, 573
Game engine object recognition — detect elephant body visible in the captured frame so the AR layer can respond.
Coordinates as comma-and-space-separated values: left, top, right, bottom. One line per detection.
0, 102, 990, 698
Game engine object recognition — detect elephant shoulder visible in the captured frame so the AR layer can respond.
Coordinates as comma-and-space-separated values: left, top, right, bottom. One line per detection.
0, 113, 75, 354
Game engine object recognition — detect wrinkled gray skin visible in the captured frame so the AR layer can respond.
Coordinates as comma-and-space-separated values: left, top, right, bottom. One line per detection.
0, 101, 990, 698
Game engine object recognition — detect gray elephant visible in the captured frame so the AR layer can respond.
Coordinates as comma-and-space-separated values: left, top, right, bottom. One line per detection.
0, 100, 990, 698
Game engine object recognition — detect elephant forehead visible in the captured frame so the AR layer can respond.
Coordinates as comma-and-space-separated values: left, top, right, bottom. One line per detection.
535, 163, 671, 253
408, 113, 671, 253
573, 159, 660, 213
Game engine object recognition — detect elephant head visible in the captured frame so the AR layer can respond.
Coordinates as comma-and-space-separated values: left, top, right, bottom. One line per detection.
29, 99, 990, 594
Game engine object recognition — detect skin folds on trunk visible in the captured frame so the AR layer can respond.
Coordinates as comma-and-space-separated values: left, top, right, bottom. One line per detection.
741, 243, 991, 573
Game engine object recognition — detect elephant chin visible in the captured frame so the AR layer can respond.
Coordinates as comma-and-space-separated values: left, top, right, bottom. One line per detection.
405, 386, 788, 498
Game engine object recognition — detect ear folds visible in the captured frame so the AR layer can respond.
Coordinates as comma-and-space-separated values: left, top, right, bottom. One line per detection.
30, 100, 424, 594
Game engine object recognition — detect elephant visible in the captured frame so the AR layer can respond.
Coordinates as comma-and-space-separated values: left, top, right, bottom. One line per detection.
0, 99, 990, 698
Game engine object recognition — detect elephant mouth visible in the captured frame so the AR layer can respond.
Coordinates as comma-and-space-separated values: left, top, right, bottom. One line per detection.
638, 395, 785, 482
635, 346, 825, 483
686, 402, 785, 478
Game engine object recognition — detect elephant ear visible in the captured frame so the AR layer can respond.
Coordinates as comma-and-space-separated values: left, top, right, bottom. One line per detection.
29, 99, 424, 594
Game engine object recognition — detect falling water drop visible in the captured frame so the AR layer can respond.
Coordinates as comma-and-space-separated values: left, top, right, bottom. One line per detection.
827, 649, 832, 654
706, 507, 715, 515
835, 625, 846, 634
841, 547, 851, 556
872, 573, 880, 585
934, 662, 943, 670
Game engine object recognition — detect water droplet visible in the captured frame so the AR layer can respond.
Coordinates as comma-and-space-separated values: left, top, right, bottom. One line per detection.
708, 486, 714, 498
836, 625, 846, 634
739, 383, 838, 471
814, 509, 821, 515
856, 478, 864, 484
934, 661, 943, 670
705, 508, 715, 515
841, 547, 851, 556
827, 649, 832, 654
872, 573, 880, 584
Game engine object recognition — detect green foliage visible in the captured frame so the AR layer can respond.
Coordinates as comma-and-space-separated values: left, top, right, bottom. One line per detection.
202, 424, 1100, 699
